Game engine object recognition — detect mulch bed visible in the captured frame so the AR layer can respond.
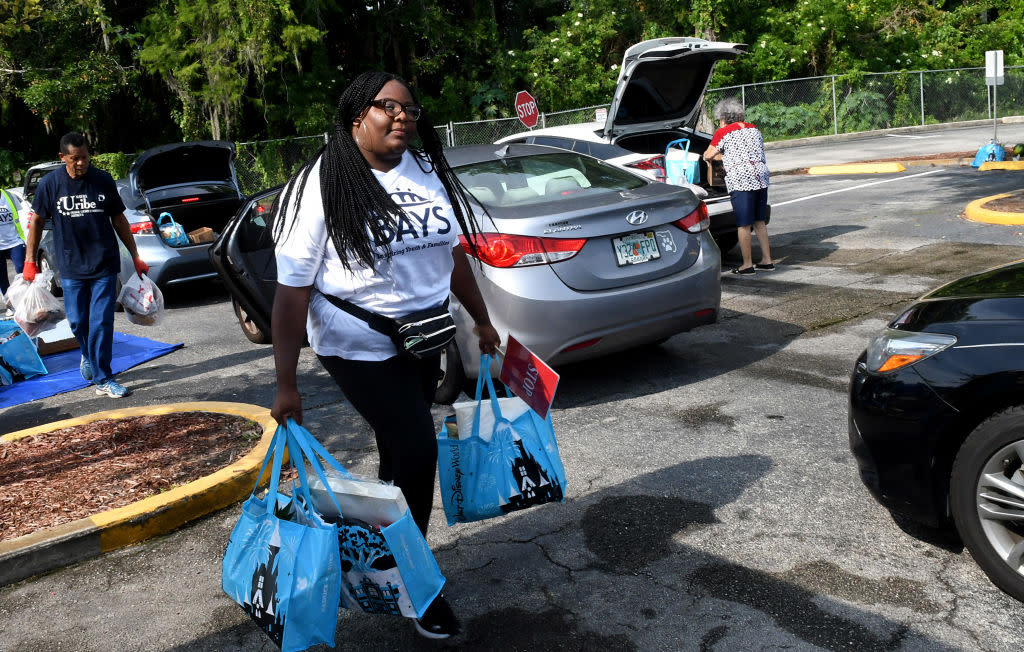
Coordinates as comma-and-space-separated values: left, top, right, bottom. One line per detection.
0, 412, 264, 543
982, 194, 1024, 213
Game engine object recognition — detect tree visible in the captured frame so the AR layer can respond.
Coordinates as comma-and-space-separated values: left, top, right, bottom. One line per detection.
139, 0, 322, 140
0, 0, 134, 143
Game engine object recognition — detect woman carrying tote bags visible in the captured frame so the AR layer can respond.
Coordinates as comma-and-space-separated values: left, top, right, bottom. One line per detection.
270, 70, 500, 640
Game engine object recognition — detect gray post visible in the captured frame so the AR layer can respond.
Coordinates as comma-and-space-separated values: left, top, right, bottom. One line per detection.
919, 71, 925, 126
541, 113, 547, 129
832, 76, 838, 135
994, 83, 999, 142
323, 132, 329, 144
448, 122, 455, 148
741, 85, 746, 112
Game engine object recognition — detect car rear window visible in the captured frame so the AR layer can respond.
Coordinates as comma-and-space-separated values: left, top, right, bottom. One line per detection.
455, 152, 646, 210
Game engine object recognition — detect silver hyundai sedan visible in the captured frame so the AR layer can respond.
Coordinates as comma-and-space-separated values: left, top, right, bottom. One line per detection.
443, 144, 721, 398
212, 143, 721, 403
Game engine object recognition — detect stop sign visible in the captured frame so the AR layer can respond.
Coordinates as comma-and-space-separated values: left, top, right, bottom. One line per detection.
514, 90, 539, 129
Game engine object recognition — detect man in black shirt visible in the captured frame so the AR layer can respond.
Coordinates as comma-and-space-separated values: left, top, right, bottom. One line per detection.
23, 132, 149, 398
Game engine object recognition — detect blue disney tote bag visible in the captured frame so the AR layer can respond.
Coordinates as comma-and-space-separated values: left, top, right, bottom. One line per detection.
222, 423, 342, 652
288, 422, 445, 619
437, 355, 567, 525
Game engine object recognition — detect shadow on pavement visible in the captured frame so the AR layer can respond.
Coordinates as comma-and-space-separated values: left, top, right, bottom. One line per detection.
164, 454, 951, 651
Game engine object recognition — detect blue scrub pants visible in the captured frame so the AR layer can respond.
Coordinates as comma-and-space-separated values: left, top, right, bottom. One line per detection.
61, 273, 118, 385
0, 243, 26, 294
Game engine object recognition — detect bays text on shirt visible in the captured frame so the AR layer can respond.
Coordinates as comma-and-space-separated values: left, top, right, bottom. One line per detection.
372, 187, 453, 260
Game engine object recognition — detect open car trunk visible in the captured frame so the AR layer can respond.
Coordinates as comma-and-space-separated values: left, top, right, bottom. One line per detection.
127, 141, 244, 243
615, 130, 728, 199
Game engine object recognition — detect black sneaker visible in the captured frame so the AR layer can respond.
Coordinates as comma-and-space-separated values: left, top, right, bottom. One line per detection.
414, 594, 461, 640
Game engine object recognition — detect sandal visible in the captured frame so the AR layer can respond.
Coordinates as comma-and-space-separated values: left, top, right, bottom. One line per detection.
731, 266, 756, 275
754, 263, 776, 271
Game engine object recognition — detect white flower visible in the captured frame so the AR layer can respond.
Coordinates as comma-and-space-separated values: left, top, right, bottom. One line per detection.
932, 49, 941, 56
895, 58, 900, 63
567, 31, 572, 36
760, 41, 765, 48
790, 58, 796, 62
507, 50, 514, 55
551, 37, 559, 42
921, 53, 928, 58
574, 20, 580, 26
803, 50, 807, 54
533, 72, 539, 77
553, 58, 559, 63
611, 63, 618, 69
577, 12, 583, 17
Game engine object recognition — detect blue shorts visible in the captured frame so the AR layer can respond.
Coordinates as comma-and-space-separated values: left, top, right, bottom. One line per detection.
731, 188, 769, 227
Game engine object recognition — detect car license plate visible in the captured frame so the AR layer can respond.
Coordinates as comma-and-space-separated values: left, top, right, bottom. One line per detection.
612, 231, 660, 266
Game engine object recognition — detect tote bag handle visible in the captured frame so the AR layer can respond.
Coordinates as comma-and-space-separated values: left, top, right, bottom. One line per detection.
470, 354, 510, 441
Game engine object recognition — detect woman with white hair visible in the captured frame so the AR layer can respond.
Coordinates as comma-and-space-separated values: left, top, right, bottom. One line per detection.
703, 97, 773, 275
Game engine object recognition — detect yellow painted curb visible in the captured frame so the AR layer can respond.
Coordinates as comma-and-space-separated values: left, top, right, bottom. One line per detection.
964, 193, 1024, 226
978, 160, 1024, 171
807, 162, 907, 175
2, 401, 278, 553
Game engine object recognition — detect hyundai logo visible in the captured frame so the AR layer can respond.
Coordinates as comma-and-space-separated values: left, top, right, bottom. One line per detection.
625, 210, 648, 225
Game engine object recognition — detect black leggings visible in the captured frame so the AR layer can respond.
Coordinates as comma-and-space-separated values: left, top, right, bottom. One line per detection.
317, 353, 441, 535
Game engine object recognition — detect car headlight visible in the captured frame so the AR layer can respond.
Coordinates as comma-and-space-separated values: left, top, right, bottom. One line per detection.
865, 328, 957, 373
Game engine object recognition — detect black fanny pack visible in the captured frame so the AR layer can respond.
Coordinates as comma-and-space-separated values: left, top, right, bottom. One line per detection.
322, 293, 456, 359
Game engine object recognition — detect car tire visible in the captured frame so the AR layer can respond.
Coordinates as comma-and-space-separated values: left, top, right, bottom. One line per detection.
233, 298, 269, 344
950, 405, 1024, 602
713, 231, 738, 253
37, 252, 62, 297
434, 340, 465, 405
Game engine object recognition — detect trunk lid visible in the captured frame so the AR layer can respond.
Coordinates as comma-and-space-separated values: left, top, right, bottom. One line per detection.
603, 37, 746, 139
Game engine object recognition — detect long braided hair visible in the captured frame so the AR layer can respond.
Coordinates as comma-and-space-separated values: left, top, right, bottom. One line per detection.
272, 71, 477, 271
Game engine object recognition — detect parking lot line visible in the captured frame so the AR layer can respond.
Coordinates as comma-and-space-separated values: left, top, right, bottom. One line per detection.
772, 169, 945, 208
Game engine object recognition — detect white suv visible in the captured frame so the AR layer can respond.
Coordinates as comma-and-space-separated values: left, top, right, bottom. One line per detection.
498, 37, 770, 253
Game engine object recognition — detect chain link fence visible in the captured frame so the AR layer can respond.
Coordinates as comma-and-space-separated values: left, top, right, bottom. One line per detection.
234, 134, 327, 196
434, 66, 1024, 148
226, 66, 1024, 192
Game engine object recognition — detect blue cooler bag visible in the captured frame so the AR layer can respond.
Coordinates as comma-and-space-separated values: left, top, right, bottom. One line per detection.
222, 424, 342, 652
437, 357, 567, 525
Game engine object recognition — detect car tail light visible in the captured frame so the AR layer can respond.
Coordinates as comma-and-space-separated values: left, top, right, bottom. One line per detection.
459, 233, 587, 268
865, 329, 956, 373
561, 338, 601, 353
128, 215, 153, 234
181, 197, 199, 203
626, 156, 667, 183
672, 202, 709, 233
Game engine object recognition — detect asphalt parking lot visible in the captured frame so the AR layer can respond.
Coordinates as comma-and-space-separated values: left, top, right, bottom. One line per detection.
3, 130, 1024, 650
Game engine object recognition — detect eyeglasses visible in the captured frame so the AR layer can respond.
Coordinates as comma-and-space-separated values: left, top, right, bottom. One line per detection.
368, 99, 422, 121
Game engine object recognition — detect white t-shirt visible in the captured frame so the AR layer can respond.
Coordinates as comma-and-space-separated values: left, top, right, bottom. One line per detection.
275, 150, 461, 361
0, 191, 22, 250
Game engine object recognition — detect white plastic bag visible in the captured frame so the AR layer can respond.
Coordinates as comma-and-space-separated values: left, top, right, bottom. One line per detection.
117, 273, 164, 326
306, 469, 409, 526
13, 271, 64, 337
5, 274, 30, 311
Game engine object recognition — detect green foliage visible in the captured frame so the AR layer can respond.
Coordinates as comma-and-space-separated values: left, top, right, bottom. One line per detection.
138, 0, 323, 140
746, 101, 825, 140
3, 0, 1024, 161
837, 90, 890, 132
91, 151, 130, 179
0, 148, 23, 188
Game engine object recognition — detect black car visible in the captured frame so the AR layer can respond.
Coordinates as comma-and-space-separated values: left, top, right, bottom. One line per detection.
849, 260, 1024, 602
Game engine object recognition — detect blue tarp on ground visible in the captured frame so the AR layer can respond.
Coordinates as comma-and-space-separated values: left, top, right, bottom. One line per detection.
0, 332, 183, 409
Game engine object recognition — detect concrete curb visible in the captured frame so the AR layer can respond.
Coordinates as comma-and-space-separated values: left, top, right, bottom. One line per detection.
764, 115, 1024, 151
807, 162, 907, 175
964, 193, 1024, 226
0, 401, 277, 586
